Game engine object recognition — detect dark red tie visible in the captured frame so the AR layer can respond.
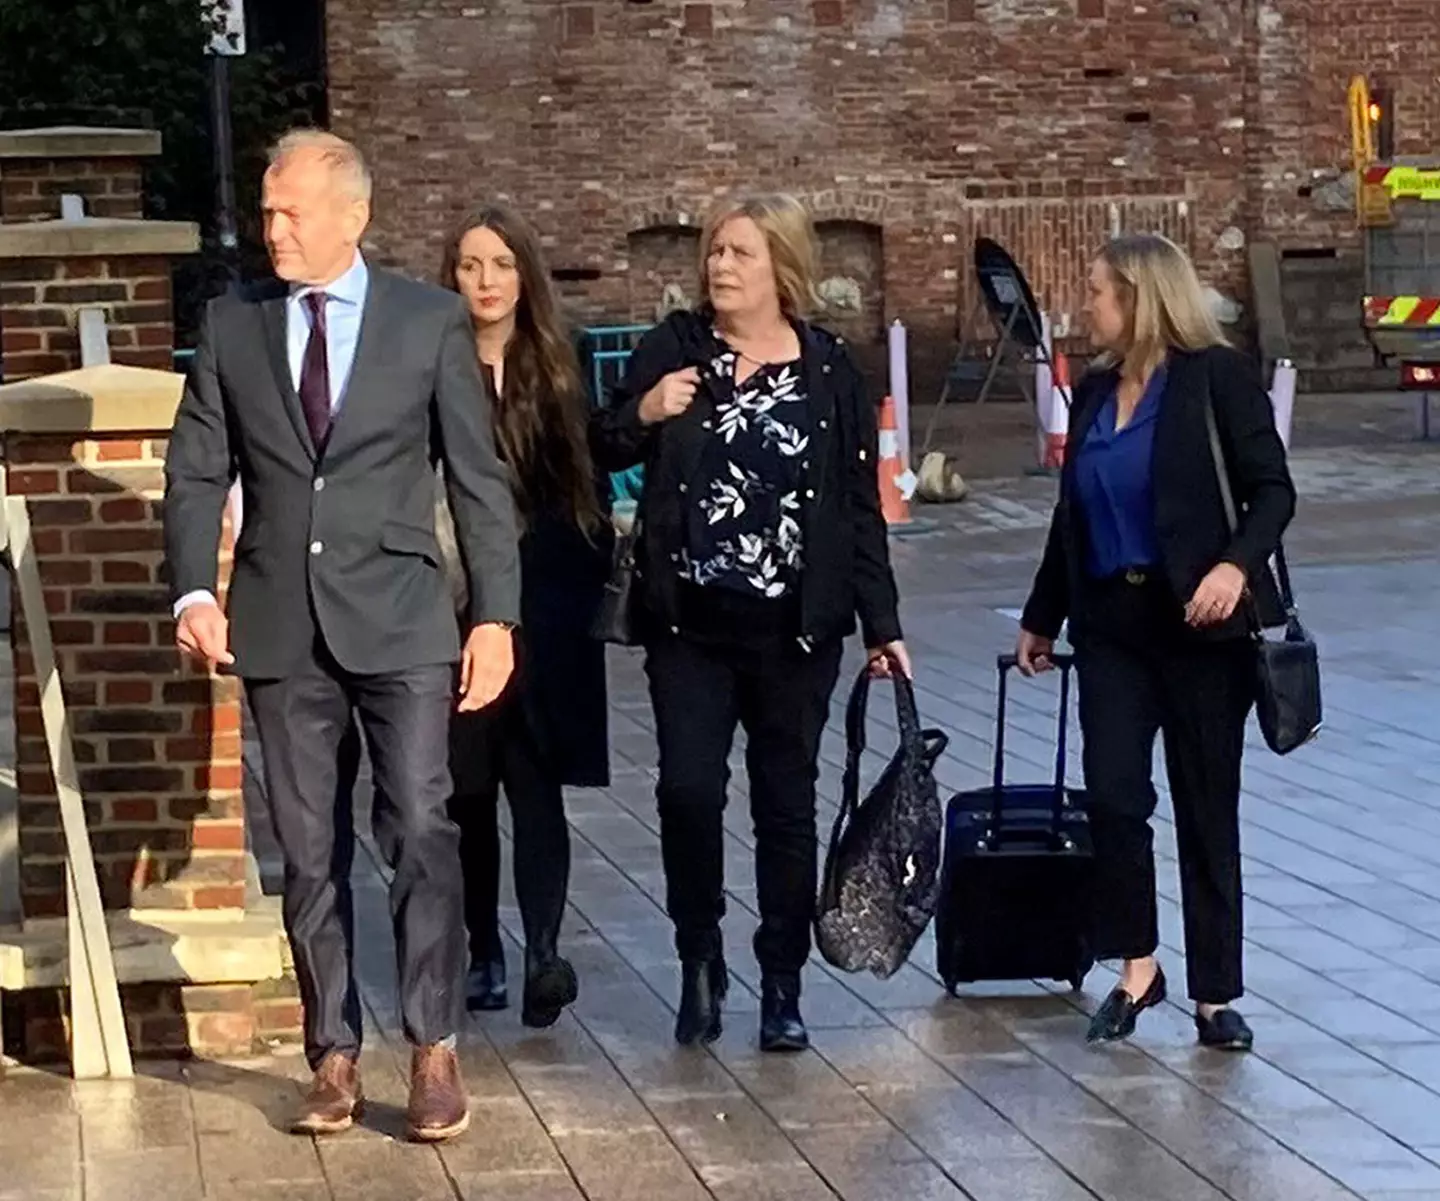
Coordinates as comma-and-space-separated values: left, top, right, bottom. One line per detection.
299, 291, 331, 449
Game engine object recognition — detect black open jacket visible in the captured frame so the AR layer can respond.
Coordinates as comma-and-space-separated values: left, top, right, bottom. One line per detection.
1021, 345, 1296, 644
589, 309, 902, 649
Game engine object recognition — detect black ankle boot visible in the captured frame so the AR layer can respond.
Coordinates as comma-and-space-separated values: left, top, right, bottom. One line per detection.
521, 945, 578, 1029
759, 975, 808, 1053
675, 957, 728, 1046
465, 956, 508, 1012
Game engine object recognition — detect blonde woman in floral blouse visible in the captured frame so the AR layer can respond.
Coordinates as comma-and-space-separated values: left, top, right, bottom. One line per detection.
591, 193, 907, 1053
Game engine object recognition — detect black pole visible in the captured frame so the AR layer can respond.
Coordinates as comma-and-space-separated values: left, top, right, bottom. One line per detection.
209, 53, 239, 276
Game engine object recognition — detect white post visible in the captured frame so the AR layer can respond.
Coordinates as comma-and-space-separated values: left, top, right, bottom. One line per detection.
1269, 358, 1298, 449
1034, 313, 1054, 468
887, 319, 910, 470
77, 310, 111, 368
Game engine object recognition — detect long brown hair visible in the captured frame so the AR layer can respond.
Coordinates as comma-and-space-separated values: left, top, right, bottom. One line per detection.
440, 205, 603, 536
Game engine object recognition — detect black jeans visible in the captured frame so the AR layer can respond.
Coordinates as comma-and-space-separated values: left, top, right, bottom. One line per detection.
246, 640, 462, 1068
1075, 575, 1255, 1004
644, 632, 843, 977
448, 689, 570, 964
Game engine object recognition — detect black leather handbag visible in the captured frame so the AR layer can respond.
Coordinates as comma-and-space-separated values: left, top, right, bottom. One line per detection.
1204, 400, 1322, 756
589, 519, 641, 646
815, 668, 948, 979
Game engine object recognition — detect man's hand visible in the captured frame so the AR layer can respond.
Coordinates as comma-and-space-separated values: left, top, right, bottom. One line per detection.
459, 622, 515, 712
867, 640, 913, 680
1185, 562, 1247, 627
175, 601, 234, 670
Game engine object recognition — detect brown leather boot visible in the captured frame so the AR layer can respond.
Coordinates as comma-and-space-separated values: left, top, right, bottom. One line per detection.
405, 1042, 469, 1142
290, 1051, 363, 1135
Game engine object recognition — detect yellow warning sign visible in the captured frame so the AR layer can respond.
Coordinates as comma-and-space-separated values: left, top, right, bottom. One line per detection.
1366, 166, 1440, 200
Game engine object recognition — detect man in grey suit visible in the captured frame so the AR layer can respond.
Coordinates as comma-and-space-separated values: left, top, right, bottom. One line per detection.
164, 130, 519, 1142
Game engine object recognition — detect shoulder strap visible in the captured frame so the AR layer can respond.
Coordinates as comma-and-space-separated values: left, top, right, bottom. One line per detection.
1202, 386, 1297, 617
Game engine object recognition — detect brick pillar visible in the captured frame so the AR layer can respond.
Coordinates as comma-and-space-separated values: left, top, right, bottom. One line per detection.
8, 428, 245, 918
0, 371, 293, 1061
0, 127, 158, 223
0, 127, 195, 381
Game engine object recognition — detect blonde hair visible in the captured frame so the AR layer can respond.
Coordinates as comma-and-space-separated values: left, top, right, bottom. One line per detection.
1096, 234, 1226, 380
268, 128, 373, 204
699, 193, 819, 318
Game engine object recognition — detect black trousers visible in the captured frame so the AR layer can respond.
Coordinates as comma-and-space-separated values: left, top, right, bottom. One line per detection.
1075, 576, 1255, 1004
246, 639, 463, 1068
448, 689, 570, 964
644, 633, 842, 976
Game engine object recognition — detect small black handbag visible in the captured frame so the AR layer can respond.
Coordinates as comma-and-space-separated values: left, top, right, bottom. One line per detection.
589, 519, 641, 646
1204, 400, 1322, 756
815, 668, 948, 978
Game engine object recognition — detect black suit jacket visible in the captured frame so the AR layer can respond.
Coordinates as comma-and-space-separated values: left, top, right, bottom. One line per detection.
163, 267, 520, 679
1021, 346, 1295, 644
589, 308, 901, 649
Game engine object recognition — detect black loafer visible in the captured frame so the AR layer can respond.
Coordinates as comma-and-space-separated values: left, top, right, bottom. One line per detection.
675, 957, 728, 1046
465, 958, 508, 1012
759, 976, 809, 1053
521, 954, 579, 1029
1086, 964, 1168, 1043
1195, 1007, 1253, 1051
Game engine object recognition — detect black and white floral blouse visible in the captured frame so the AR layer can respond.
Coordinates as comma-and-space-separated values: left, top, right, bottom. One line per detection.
681, 343, 813, 599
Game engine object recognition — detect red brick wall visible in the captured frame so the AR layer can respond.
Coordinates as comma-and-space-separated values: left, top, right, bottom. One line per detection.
0, 157, 145, 223
8, 434, 244, 921
0, 256, 175, 379
326, 0, 1437, 385
1254, 0, 1439, 245
8, 974, 302, 1061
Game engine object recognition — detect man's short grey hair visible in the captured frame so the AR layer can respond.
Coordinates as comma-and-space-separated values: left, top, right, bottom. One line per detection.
268, 128, 373, 204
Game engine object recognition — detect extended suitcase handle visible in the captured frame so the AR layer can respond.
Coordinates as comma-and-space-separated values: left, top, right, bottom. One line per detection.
989, 652, 1076, 844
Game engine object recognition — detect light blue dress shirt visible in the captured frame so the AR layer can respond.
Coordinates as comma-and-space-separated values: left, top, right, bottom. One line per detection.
286, 251, 369, 412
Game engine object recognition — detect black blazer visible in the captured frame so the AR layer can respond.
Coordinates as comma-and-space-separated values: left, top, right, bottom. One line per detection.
589, 309, 902, 649
1021, 346, 1296, 644
164, 268, 521, 679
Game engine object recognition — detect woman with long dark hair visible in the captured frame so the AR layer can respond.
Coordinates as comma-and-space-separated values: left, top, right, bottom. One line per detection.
437, 205, 612, 1028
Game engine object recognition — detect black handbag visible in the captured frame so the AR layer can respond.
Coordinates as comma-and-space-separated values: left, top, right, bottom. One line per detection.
814, 668, 948, 978
589, 518, 641, 646
1203, 399, 1322, 755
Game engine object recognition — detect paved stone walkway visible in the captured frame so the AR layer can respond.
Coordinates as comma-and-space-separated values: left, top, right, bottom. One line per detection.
6, 444, 1440, 1200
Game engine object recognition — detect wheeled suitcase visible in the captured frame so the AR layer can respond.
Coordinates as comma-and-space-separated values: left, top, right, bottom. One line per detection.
935, 652, 1095, 994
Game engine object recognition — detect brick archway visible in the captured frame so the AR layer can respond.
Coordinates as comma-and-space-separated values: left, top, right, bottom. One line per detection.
814, 218, 885, 349
793, 188, 895, 227
626, 222, 701, 324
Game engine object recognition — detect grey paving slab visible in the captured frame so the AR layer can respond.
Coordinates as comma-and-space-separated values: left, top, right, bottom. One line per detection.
11, 450, 1440, 1199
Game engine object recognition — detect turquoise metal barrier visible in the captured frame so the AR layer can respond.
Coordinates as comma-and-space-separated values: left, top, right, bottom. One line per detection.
581, 324, 652, 504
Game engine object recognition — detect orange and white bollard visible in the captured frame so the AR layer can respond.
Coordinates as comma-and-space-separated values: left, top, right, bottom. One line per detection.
877, 394, 913, 526
1040, 352, 1072, 470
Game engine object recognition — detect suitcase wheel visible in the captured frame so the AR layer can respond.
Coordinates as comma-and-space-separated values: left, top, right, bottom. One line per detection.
944, 978, 961, 998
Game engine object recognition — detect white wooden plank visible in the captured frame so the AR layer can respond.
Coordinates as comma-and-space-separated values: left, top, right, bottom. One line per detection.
6, 496, 132, 1078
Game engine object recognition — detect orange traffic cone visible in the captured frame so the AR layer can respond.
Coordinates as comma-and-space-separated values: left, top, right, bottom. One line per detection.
1042, 353, 1071, 470
877, 394, 912, 525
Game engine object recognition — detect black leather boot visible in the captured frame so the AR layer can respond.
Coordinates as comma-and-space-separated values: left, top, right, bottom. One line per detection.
674, 957, 728, 1046
521, 944, 579, 1029
465, 956, 508, 1012
759, 975, 809, 1053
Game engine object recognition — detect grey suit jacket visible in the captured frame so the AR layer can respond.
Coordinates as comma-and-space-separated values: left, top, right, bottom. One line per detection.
162, 267, 520, 680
